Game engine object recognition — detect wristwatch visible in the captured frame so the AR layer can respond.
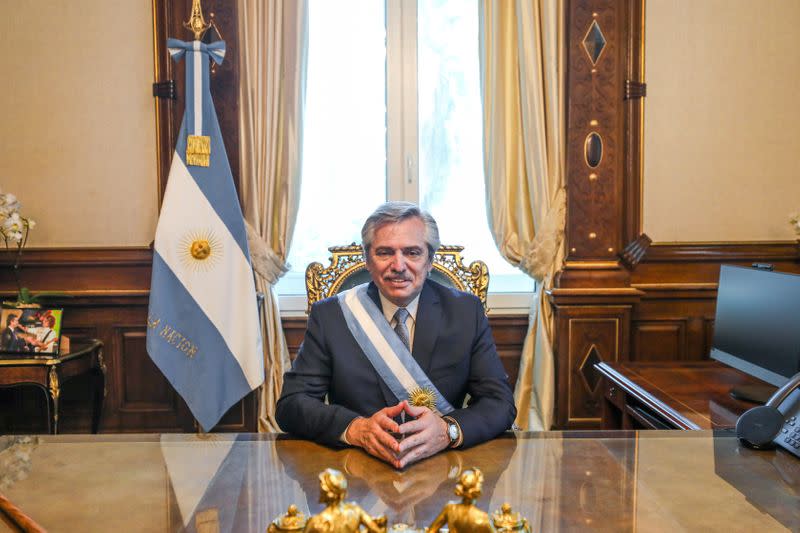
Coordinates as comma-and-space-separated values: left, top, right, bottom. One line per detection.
442, 416, 462, 448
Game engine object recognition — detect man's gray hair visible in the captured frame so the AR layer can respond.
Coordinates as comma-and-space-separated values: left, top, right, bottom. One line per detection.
361, 201, 440, 261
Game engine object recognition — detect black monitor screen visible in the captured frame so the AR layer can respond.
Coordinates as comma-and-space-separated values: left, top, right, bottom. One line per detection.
710, 265, 800, 386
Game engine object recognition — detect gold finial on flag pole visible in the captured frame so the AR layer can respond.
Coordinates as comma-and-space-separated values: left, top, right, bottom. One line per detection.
184, 0, 212, 40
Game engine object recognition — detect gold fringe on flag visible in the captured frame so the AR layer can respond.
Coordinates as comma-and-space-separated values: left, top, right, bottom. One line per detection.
187, 135, 211, 167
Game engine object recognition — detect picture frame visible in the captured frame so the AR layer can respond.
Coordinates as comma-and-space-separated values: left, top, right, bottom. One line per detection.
0, 308, 64, 356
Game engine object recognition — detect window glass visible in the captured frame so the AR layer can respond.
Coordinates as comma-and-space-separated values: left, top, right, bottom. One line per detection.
277, 0, 533, 301
417, 0, 533, 292
276, 0, 387, 295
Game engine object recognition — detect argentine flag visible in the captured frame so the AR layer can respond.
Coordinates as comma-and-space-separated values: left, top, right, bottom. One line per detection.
147, 38, 264, 431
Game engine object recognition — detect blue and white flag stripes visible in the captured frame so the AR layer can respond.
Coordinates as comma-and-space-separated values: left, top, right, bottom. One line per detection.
147, 38, 264, 432
337, 284, 454, 415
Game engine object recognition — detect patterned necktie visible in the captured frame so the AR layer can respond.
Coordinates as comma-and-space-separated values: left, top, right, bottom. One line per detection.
393, 308, 411, 351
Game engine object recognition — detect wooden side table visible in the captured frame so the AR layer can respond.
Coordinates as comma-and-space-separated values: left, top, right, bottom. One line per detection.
0, 339, 105, 434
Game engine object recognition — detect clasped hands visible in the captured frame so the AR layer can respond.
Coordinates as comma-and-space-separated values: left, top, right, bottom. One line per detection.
345, 401, 450, 469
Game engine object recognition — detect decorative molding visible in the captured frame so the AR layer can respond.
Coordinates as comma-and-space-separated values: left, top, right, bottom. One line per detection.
619, 233, 652, 269
549, 288, 643, 306
644, 242, 800, 263
0, 247, 153, 267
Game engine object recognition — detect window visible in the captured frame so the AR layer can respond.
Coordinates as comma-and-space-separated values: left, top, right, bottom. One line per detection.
276, 0, 534, 314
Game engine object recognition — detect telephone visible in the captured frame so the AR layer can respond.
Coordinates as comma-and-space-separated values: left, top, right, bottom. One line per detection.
737, 371, 800, 458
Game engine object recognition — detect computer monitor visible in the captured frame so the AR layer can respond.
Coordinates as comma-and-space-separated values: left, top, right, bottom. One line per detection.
710, 265, 800, 392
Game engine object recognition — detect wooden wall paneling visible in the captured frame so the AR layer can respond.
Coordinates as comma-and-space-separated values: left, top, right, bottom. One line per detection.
550, 288, 640, 429
563, 306, 631, 429
565, 0, 624, 261
554, 0, 800, 431
114, 325, 186, 432
631, 284, 718, 362
281, 317, 308, 362
490, 315, 529, 388
631, 321, 686, 362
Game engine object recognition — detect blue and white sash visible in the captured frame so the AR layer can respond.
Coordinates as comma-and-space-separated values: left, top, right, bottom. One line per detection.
337, 284, 454, 415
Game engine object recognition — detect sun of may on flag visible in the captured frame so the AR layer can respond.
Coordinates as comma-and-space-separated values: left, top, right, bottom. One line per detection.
146, 35, 264, 432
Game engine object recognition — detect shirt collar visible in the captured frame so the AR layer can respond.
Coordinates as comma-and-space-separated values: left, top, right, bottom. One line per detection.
378, 291, 420, 324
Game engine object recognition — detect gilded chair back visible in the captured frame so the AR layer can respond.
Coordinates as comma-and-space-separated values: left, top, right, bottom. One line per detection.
305, 244, 489, 313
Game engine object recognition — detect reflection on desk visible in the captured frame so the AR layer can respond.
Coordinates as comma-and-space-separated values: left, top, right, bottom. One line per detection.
0, 431, 798, 532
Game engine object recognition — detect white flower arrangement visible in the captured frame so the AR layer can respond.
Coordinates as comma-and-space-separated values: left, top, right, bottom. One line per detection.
791, 213, 800, 237
0, 189, 35, 244
1, 188, 36, 304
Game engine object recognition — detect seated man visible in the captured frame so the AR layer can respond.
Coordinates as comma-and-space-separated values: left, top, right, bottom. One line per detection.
276, 202, 516, 468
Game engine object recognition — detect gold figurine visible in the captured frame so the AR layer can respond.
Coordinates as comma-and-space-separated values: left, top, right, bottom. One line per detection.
303, 468, 388, 533
491, 504, 529, 533
268, 505, 307, 533
184, 0, 212, 40
426, 468, 495, 533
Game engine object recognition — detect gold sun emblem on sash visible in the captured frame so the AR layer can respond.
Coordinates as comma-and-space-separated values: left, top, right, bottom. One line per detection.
180, 230, 222, 272
408, 386, 436, 410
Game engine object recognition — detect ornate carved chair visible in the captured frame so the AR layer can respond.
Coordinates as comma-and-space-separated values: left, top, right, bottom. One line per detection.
305, 244, 489, 313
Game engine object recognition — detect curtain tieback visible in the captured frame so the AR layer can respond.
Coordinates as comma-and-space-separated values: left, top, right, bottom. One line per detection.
519, 187, 567, 282
245, 220, 289, 284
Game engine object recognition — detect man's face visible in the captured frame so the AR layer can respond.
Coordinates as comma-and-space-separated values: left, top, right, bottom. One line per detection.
9, 317, 18, 329
366, 217, 433, 307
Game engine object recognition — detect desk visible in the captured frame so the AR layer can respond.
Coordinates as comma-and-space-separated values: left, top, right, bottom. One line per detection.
0, 339, 105, 434
595, 360, 767, 430
0, 431, 798, 532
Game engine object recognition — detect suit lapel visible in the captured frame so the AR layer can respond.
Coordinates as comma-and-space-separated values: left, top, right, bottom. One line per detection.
412, 281, 441, 373
365, 282, 402, 406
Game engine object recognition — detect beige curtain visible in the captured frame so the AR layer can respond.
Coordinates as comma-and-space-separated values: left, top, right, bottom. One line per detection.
480, 0, 566, 430
237, 0, 308, 432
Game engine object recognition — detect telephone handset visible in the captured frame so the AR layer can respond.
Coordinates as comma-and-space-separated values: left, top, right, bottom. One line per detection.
737, 371, 800, 458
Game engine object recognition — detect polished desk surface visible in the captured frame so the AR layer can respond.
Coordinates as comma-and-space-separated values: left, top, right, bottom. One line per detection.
596, 361, 768, 430
1, 431, 798, 532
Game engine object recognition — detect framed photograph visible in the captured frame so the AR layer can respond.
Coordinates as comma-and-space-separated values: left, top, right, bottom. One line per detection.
0, 308, 63, 356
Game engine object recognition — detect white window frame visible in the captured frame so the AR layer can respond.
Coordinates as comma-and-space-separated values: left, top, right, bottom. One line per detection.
278, 0, 534, 317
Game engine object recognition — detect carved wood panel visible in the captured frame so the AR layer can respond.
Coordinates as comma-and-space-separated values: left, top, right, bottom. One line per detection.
119, 329, 172, 407
550, 295, 634, 429
631, 321, 686, 361
566, 0, 624, 259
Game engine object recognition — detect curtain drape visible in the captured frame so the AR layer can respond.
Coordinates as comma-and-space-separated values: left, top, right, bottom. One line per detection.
237, 0, 308, 432
479, 0, 566, 430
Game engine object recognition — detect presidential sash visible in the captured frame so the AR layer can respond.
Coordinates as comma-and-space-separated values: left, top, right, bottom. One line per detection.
337, 284, 454, 415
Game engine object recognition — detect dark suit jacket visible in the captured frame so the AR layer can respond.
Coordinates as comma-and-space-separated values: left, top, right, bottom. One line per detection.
1, 327, 25, 352
276, 280, 516, 448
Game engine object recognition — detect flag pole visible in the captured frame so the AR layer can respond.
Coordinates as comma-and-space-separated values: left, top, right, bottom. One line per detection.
184, 0, 211, 40
187, 0, 211, 437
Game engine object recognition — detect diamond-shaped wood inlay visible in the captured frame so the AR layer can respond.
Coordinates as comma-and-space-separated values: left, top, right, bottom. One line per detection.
578, 344, 603, 393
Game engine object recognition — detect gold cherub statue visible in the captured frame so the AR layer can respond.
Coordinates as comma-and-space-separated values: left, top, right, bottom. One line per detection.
426, 468, 495, 533
303, 468, 388, 533
491, 503, 530, 533
268, 505, 307, 533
